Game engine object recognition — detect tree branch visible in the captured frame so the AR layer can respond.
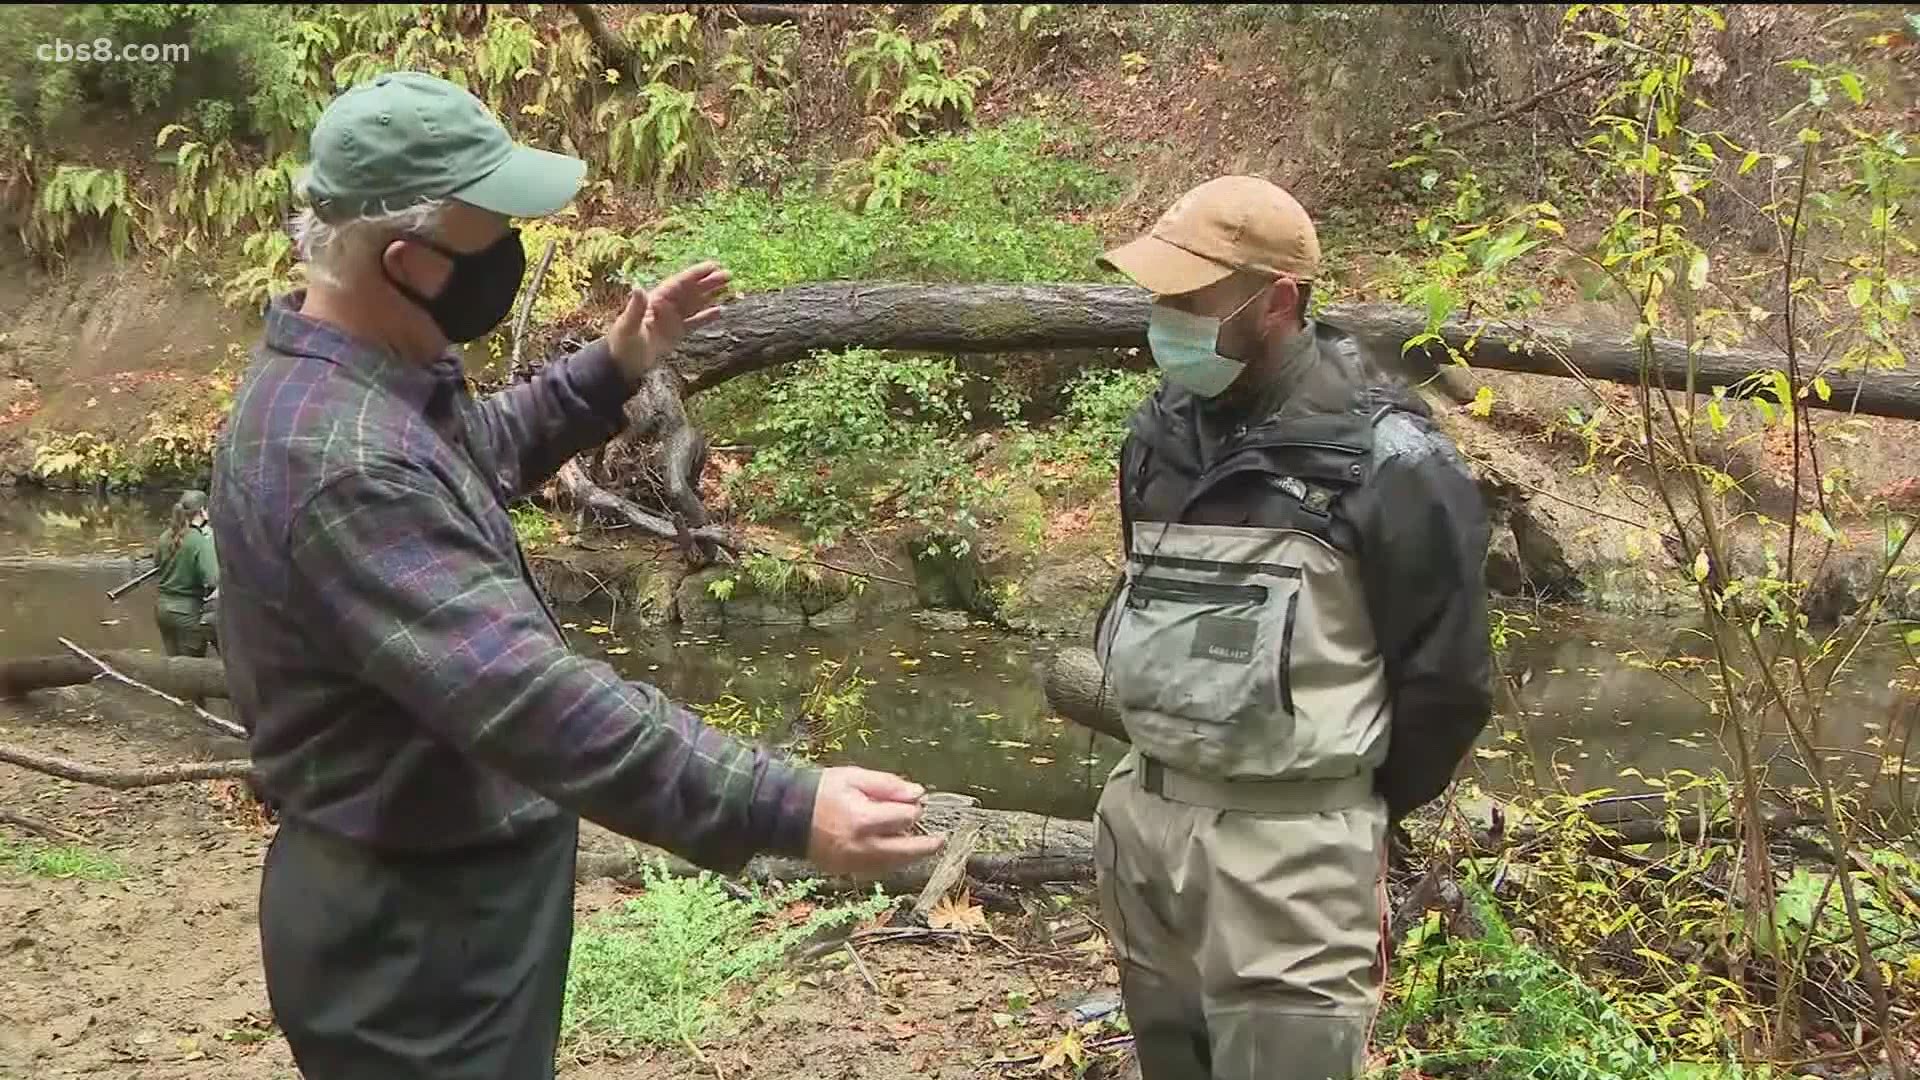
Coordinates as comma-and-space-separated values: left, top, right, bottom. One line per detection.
0, 743, 251, 789
57, 637, 244, 740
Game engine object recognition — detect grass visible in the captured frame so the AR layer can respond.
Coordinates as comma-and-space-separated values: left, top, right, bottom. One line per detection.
0, 837, 125, 881
560, 859, 891, 1062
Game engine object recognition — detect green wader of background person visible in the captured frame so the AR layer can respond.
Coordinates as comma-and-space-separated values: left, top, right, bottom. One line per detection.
151, 489, 219, 658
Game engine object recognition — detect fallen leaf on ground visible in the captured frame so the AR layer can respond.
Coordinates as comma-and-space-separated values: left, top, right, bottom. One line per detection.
928, 892, 989, 934
1041, 1031, 1087, 1072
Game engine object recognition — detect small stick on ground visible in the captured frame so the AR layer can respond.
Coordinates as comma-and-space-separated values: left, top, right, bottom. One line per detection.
57, 637, 245, 740
844, 942, 881, 996
911, 821, 982, 924
0, 743, 251, 789
0, 808, 87, 844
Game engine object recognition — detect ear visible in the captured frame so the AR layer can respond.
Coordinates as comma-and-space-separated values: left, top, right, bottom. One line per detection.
1259, 278, 1301, 332
380, 237, 447, 296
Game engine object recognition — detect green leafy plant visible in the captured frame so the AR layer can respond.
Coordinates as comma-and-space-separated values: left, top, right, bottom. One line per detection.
24, 164, 140, 262
842, 23, 988, 134
598, 81, 714, 199
716, 23, 799, 184
1375, 882, 1671, 1079
649, 120, 1115, 292
509, 503, 561, 547
561, 862, 889, 1061
30, 431, 142, 490
1010, 367, 1159, 486
154, 125, 301, 256
726, 347, 977, 544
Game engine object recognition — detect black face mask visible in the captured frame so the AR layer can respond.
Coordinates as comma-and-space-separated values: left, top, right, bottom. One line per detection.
384, 228, 527, 344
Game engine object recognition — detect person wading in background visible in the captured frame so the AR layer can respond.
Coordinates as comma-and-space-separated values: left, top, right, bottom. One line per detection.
209, 70, 944, 1079
1090, 175, 1495, 1079
151, 489, 218, 659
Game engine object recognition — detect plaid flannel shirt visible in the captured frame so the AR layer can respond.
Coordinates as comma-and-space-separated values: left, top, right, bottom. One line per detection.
209, 291, 818, 870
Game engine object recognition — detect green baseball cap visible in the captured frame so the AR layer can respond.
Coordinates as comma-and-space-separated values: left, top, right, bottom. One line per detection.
296, 70, 586, 222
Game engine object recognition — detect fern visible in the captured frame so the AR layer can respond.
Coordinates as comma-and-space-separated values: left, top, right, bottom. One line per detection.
599, 82, 713, 198
221, 227, 300, 309
842, 25, 986, 133
27, 164, 139, 262
155, 125, 297, 256
625, 12, 702, 85
896, 65, 989, 133
472, 13, 540, 99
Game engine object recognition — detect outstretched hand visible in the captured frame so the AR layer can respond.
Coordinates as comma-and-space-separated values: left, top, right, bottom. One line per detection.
807, 766, 945, 875
606, 261, 731, 381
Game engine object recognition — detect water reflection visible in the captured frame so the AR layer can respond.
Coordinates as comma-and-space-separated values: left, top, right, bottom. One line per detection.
562, 610, 1131, 820
1481, 608, 1913, 801
0, 490, 182, 558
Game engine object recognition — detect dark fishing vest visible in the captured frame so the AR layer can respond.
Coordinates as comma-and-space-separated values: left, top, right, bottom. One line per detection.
1094, 323, 1408, 786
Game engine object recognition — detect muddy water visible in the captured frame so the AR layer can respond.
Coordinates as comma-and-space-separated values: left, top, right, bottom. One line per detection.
0, 493, 1908, 818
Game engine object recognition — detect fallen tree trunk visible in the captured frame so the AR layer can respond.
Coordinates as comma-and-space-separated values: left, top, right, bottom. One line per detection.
1043, 646, 1129, 744
665, 283, 1920, 421
575, 847, 1093, 895
0, 553, 145, 574
0, 650, 228, 702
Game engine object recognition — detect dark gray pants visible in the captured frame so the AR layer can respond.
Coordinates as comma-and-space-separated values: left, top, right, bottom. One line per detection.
259, 813, 580, 1079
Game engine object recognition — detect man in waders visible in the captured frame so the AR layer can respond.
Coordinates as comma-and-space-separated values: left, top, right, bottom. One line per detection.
151, 489, 218, 659
210, 71, 942, 1079
1091, 176, 1494, 1079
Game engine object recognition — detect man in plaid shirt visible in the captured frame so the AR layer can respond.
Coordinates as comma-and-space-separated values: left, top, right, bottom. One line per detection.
211, 71, 942, 1079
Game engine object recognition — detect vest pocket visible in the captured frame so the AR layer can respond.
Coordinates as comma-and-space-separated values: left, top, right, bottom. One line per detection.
1105, 567, 1301, 775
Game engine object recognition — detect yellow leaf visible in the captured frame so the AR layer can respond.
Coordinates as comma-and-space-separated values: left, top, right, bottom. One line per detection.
585, 624, 612, 635
606, 646, 631, 656
1692, 550, 1710, 582
927, 892, 989, 934
1469, 385, 1496, 418
1041, 1030, 1086, 1072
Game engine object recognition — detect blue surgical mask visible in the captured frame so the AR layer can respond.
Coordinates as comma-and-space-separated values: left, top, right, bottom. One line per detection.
1147, 304, 1247, 398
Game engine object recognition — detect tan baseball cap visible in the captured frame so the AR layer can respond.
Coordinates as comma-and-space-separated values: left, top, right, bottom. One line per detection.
1098, 175, 1320, 295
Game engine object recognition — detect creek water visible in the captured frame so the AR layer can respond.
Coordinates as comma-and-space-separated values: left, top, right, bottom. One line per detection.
1, 492, 1910, 818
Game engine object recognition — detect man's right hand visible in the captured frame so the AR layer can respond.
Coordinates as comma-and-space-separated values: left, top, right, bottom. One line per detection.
807, 766, 945, 874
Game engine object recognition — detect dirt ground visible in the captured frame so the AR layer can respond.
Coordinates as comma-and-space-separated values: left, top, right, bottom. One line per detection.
0, 689, 1132, 1080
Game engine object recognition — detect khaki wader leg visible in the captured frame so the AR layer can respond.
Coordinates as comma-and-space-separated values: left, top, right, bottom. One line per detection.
1095, 756, 1389, 1080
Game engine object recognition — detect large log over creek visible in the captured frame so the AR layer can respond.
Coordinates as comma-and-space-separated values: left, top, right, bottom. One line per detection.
665, 283, 1920, 417
570, 282, 1920, 554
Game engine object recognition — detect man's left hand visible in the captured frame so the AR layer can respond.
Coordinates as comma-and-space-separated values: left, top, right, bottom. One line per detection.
607, 261, 731, 382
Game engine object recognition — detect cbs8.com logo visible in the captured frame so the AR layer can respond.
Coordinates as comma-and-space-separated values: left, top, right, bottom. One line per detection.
36, 38, 191, 63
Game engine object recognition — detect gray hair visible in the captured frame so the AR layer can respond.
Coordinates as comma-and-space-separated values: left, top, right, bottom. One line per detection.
290, 199, 450, 288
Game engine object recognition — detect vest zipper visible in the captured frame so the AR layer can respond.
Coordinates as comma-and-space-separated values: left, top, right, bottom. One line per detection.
1279, 589, 1299, 715
1130, 576, 1267, 606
